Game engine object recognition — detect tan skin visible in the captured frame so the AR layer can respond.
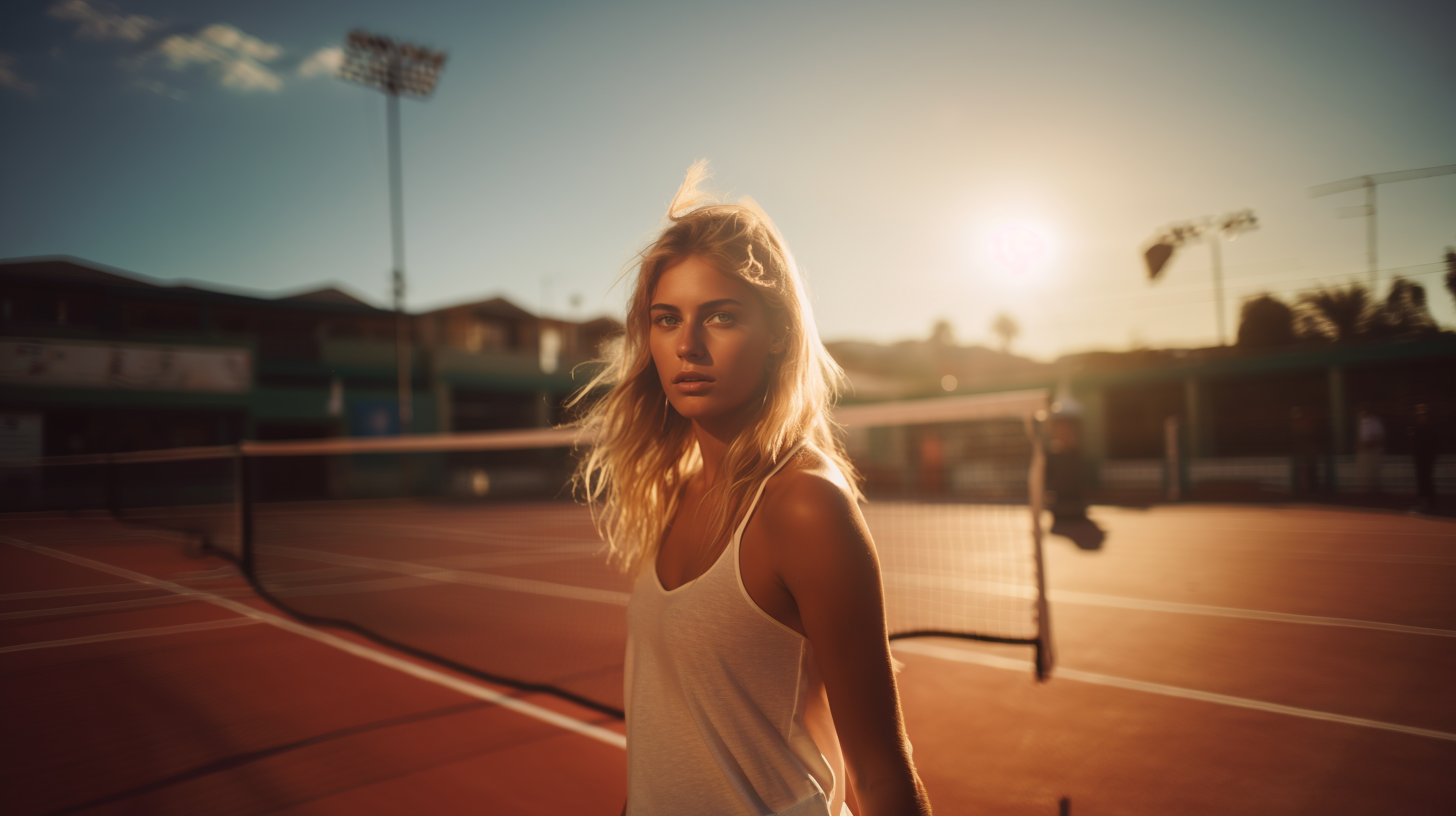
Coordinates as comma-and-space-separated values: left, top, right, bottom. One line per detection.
640, 254, 932, 816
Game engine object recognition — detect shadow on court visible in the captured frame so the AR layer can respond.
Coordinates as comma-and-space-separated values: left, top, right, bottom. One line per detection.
1049, 516, 1106, 551
4, 504, 1454, 815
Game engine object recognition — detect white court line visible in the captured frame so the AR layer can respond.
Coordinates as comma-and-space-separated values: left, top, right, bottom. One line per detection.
0, 583, 156, 601
879, 573, 1455, 639
258, 545, 632, 606
1104, 523, 1456, 539
261, 550, 1454, 641
0, 618, 260, 654
893, 640, 1456, 743
0, 535, 626, 750
0, 593, 197, 620
1050, 590, 1456, 638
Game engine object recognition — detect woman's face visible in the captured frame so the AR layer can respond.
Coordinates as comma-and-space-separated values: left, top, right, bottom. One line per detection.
649, 254, 782, 429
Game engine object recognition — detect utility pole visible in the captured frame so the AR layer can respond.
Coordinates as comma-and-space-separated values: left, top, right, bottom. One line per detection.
1142, 210, 1259, 346
1310, 164, 1456, 292
340, 30, 448, 434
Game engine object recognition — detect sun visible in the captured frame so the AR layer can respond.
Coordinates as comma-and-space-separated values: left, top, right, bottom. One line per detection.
988, 220, 1054, 277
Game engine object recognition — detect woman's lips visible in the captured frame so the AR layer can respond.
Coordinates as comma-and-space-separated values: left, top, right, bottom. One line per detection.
672, 372, 713, 394
674, 380, 712, 394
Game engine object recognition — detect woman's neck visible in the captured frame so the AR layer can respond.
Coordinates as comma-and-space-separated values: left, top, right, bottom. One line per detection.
690, 399, 759, 485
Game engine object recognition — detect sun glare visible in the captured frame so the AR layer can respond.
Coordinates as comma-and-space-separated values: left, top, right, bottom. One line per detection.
961, 217, 1059, 296
988, 220, 1054, 276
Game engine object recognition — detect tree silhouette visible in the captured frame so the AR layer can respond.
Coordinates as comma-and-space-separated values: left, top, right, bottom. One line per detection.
1236, 294, 1297, 347
930, 319, 955, 346
1445, 247, 1456, 309
1368, 277, 1437, 338
991, 312, 1019, 353
1296, 284, 1375, 343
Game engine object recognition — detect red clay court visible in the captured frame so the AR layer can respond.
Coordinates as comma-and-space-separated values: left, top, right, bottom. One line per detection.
3, 502, 1454, 815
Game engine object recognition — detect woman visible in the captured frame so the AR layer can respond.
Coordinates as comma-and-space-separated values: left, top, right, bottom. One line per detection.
574, 163, 931, 816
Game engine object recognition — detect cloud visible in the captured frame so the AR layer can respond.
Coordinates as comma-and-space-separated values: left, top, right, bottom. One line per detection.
49, 0, 159, 42
156, 23, 283, 93
136, 77, 186, 101
0, 53, 40, 96
298, 46, 343, 79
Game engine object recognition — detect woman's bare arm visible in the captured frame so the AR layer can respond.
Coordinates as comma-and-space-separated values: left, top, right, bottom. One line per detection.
757, 471, 932, 816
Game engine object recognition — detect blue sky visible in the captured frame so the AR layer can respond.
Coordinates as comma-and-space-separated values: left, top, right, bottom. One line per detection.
2, 0, 1454, 359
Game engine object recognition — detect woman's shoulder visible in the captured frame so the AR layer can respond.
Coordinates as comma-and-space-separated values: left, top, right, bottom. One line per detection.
753, 444, 863, 544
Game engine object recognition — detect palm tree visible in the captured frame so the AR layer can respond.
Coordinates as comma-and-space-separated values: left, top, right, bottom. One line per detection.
1296, 284, 1374, 343
991, 312, 1019, 354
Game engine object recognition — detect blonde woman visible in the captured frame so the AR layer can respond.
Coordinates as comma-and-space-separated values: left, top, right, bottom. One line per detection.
575, 163, 931, 816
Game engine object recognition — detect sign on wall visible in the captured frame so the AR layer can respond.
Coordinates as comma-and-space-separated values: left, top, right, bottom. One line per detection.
1, 339, 251, 393
0, 413, 42, 461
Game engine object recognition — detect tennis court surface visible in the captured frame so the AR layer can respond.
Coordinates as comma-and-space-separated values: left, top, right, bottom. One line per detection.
4, 501, 1452, 815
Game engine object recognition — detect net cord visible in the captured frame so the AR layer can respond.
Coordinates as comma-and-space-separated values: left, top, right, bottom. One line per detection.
224, 452, 627, 720
5, 386, 1058, 702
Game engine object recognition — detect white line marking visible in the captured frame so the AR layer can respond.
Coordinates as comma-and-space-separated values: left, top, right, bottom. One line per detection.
0, 583, 156, 601
1127, 524, 1456, 539
0, 618, 260, 654
883, 572, 1036, 600
0, 535, 626, 750
257, 545, 631, 606
0, 593, 197, 620
244, 552, 1456, 640
1050, 590, 1456, 638
892, 640, 1456, 743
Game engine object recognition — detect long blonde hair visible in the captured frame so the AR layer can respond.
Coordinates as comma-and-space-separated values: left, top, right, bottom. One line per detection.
571, 161, 860, 576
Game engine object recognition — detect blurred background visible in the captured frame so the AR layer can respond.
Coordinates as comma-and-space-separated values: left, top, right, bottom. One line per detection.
2, 0, 1453, 508
2, 2, 1454, 814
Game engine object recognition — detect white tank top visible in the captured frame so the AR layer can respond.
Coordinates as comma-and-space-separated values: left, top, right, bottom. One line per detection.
624, 442, 848, 816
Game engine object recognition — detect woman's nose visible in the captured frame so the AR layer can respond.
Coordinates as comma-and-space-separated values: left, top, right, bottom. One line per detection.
677, 325, 706, 360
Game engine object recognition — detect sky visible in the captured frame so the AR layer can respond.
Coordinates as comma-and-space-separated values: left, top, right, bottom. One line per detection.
2, 0, 1454, 360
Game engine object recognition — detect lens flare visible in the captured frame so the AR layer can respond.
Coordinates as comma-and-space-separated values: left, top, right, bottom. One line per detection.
989, 221, 1052, 275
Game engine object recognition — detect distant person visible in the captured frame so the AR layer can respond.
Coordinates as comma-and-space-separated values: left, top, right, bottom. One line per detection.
1290, 406, 1319, 496
1356, 405, 1385, 494
1409, 404, 1439, 511
572, 162, 931, 816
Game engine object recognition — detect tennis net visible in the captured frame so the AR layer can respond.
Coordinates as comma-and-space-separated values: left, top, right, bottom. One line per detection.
2, 388, 1055, 717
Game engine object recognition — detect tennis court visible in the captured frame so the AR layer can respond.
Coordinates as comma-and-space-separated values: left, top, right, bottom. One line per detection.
4, 499, 1452, 815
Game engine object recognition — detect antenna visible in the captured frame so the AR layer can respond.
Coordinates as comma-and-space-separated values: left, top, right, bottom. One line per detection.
1309, 164, 1456, 291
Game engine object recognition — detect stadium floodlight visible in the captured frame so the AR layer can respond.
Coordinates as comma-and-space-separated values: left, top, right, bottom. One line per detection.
339, 30, 449, 434
1142, 210, 1259, 347
1309, 164, 1456, 291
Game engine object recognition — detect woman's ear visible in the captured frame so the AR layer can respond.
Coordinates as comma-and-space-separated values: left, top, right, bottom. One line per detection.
767, 325, 788, 356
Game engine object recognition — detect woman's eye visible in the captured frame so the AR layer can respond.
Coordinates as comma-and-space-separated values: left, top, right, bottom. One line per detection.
707, 312, 736, 326
655, 315, 680, 327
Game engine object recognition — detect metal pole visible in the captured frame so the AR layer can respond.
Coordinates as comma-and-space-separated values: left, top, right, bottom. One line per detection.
1164, 415, 1181, 501
1210, 232, 1226, 346
1026, 410, 1054, 681
1365, 178, 1377, 291
386, 89, 412, 433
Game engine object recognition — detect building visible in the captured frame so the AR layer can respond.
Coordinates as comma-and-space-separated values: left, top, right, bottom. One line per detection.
0, 256, 620, 459
834, 333, 1456, 503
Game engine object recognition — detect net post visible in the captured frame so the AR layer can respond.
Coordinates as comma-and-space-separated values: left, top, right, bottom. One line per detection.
1026, 408, 1056, 681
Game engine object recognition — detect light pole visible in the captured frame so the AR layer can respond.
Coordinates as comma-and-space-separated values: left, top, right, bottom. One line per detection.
1309, 164, 1456, 292
339, 30, 447, 434
1143, 210, 1259, 346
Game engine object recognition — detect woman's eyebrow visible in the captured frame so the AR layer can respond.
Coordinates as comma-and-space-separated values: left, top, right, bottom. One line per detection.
648, 298, 746, 312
